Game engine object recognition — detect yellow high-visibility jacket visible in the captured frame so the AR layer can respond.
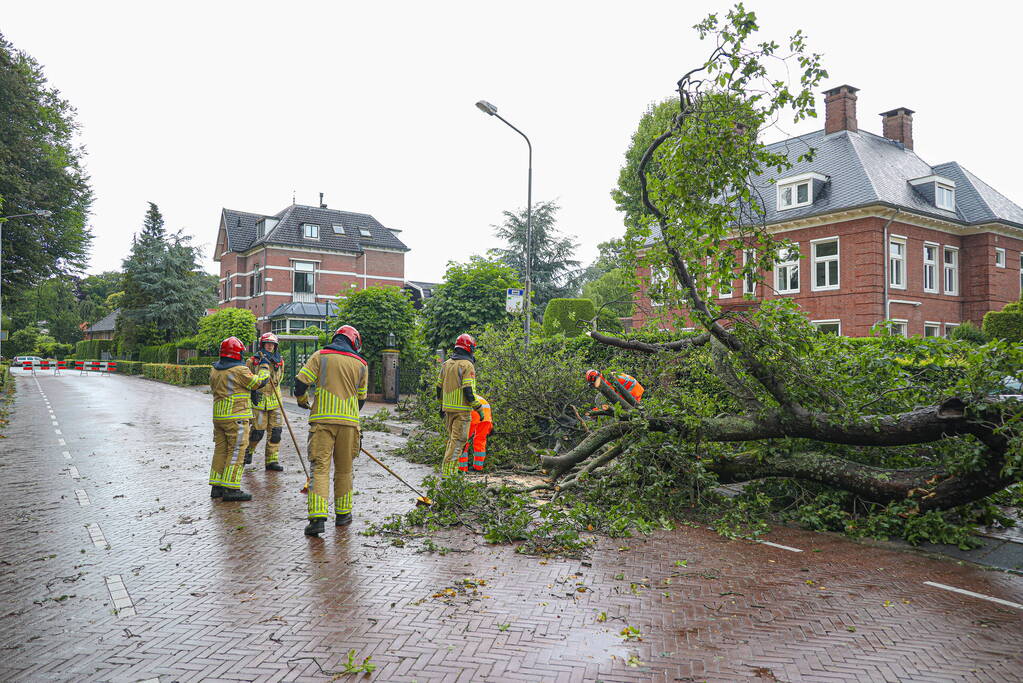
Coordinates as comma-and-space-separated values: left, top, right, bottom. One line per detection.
210, 360, 270, 421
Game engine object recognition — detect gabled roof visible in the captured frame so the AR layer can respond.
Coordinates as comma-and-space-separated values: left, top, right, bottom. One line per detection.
86, 308, 120, 333
220, 204, 409, 256
405, 280, 441, 296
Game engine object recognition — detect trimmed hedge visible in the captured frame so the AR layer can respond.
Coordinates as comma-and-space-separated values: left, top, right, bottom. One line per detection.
983, 308, 1023, 343
75, 339, 115, 359
142, 363, 211, 386
116, 360, 145, 375
542, 298, 596, 337
186, 356, 218, 366
139, 343, 177, 364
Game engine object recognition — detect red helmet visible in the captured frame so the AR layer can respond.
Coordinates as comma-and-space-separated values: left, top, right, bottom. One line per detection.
220, 336, 245, 360
333, 324, 362, 351
585, 369, 600, 384
259, 332, 279, 347
455, 333, 476, 353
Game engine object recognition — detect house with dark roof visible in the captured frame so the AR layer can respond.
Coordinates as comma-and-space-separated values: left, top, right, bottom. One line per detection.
214, 196, 410, 334
633, 85, 1023, 337
83, 309, 120, 341
403, 280, 441, 309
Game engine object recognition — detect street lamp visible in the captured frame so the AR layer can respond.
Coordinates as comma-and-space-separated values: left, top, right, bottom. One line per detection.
475, 99, 533, 345
0, 209, 53, 359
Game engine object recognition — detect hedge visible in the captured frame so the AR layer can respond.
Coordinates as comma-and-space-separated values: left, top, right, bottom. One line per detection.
186, 356, 218, 366
142, 363, 211, 386
116, 360, 145, 375
139, 343, 178, 364
542, 298, 596, 337
983, 309, 1023, 343
75, 339, 115, 359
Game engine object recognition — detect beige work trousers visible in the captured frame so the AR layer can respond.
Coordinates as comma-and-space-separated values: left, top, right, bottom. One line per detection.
442, 410, 471, 478
306, 422, 359, 519
211, 419, 251, 489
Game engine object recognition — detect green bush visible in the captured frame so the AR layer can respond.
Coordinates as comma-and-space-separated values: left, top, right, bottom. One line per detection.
142, 363, 211, 385
542, 298, 596, 337
115, 360, 145, 375
186, 356, 218, 365
74, 339, 115, 359
195, 308, 258, 355
139, 342, 177, 364
983, 308, 1023, 343
327, 286, 417, 364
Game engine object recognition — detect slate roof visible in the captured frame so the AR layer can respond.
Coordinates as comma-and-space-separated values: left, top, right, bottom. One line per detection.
647, 128, 1023, 240
267, 301, 338, 319
405, 280, 441, 297
86, 308, 120, 333
220, 204, 408, 256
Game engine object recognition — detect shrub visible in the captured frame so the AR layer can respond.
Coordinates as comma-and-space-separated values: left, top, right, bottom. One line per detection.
983, 308, 1023, 343
142, 363, 211, 385
542, 298, 596, 337
327, 286, 416, 364
74, 339, 115, 359
186, 355, 217, 366
116, 360, 145, 375
195, 308, 258, 355
139, 342, 177, 364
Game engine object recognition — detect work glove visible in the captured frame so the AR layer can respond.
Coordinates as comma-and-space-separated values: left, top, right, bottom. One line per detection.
250, 390, 261, 406
296, 393, 311, 409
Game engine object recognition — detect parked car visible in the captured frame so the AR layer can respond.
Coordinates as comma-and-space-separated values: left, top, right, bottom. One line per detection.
12, 356, 43, 369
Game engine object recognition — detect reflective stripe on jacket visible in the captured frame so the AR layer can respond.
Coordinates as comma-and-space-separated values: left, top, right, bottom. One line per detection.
611, 373, 644, 403
246, 357, 283, 410
297, 349, 369, 425
439, 358, 476, 411
211, 364, 271, 420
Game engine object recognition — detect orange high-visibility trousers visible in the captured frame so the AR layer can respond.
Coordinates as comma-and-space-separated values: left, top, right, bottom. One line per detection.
460, 413, 493, 472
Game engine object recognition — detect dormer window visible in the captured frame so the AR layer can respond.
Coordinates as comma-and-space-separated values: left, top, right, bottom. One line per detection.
936, 184, 955, 211
776, 172, 827, 211
909, 175, 956, 212
359, 228, 372, 237
332, 224, 344, 234
302, 223, 319, 239
256, 217, 278, 239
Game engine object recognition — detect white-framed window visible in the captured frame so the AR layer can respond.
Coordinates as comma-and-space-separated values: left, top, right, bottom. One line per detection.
811, 238, 840, 291
812, 319, 841, 335
889, 236, 907, 289
302, 223, 320, 239
359, 228, 372, 237
742, 249, 756, 296
924, 322, 941, 338
943, 246, 959, 295
778, 179, 812, 210
332, 224, 345, 234
936, 184, 955, 211
923, 243, 938, 293
775, 247, 800, 294
944, 322, 959, 338
250, 263, 262, 296
890, 319, 908, 337
718, 277, 733, 299
995, 247, 1006, 268
293, 261, 316, 294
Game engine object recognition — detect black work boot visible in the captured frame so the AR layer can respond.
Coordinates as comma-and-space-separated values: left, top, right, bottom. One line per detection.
243, 450, 253, 465
304, 518, 325, 536
265, 462, 284, 472
335, 513, 353, 527
210, 485, 224, 499
221, 488, 252, 502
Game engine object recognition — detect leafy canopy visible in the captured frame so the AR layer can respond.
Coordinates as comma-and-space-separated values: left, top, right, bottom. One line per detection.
195, 308, 258, 354
327, 285, 416, 363
422, 256, 521, 350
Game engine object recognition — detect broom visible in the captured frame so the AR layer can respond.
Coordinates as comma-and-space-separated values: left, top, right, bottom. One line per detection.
270, 378, 311, 493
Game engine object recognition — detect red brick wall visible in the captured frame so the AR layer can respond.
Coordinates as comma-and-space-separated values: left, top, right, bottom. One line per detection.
631, 217, 1023, 336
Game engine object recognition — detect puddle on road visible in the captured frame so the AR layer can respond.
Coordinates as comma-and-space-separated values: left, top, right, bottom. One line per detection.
546, 628, 632, 662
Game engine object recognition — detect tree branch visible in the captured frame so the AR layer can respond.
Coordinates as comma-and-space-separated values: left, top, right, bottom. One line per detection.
587, 330, 710, 354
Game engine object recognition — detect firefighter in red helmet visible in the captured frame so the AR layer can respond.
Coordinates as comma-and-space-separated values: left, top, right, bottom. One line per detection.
209, 336, 271, 501
437, 333, 481, 477
294, 324, 368, 536
245, 332, 285, 470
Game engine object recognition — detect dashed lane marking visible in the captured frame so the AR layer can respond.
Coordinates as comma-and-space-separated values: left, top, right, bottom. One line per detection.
86, 523, 109, 549
67, 465, 80, 479
51, 421, 58, 426
75, 489, 90, 506
104, 575, 135, 617
757, 540, 804, 553
924, 581, 1023, 610
62, 451, 71, 458
58, 438, 66, 446
54, 429, 62, 435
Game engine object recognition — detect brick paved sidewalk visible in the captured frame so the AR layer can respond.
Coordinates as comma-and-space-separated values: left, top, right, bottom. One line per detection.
1, 370, 1022, 682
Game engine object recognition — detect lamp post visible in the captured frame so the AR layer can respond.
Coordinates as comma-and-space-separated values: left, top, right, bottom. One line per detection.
475, 99, 533, 345
0, 209, 52, 359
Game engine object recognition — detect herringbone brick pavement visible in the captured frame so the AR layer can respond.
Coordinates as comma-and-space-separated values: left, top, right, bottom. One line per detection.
1, 371, 1021, 682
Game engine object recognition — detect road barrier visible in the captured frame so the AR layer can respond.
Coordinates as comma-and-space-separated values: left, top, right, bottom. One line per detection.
74, 360, 117, 376
21, 360, 67, 375
18, 359, 118, 376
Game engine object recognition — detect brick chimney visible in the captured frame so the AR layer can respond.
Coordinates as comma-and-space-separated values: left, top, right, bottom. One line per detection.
824, 84, 859, 134
880, 107, 914, 150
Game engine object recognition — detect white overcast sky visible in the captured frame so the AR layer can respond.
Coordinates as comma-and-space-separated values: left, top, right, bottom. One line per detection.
3, 1, 1022, 282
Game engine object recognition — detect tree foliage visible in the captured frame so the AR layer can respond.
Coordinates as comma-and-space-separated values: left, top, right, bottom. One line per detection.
327, 285, 416, 364
422, 257, 521, 350
541, 298, 596, 337
0, 35, 92, 305
195, 308, 258, 354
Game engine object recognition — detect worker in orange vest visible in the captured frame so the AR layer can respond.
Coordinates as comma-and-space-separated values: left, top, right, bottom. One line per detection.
585, 370, 644, 416
459, 394, 492, 473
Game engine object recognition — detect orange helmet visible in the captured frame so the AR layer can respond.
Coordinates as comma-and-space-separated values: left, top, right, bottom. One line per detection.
220, 336, 245, 360
585, 369, 600, 384
333, 324, 362, 351
259, 332, 279, 347
455, 333, 476, 353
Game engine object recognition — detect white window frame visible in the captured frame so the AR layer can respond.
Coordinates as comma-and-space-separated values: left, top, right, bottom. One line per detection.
995, 247, 1006, 268
293, 260, 316, 295
775, 246, 800, 294
944, 322, 959, 338
302, 223, 320, 240
936, 184, 955, 211
923, 322, 941, 338
811, 237, 840, 292
923, 242, 938, 293
812, 319, 842, 335
359, 228, 372, 237
890, 319, 909, 337
889, 236, 907, 290
776, 172, 824, 211
742, 249, 756, 296
943, 246, 959, 296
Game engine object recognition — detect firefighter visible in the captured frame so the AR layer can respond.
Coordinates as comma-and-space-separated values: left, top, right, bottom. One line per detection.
294, 324, 368, 536
585, 369, 644, 416
244, 332, 285, 471
460, 394, 492, 473
209, 336, 271, 501
437, 333, 481, 478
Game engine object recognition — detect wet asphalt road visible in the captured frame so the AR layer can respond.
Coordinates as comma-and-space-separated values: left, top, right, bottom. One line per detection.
2, 369, 1023, 682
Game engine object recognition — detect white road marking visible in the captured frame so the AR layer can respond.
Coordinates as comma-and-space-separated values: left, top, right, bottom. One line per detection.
86, 523, 109, 549
104, 575, 135, 617
75, 489, 90, 506
67, 465, 80, 479
62, 451, 71, 458
54, 429, 62, 435
756, 540, 804, 552
924, 581, 1023, 610
51, 421, 58, 426
57, 438, 66, 446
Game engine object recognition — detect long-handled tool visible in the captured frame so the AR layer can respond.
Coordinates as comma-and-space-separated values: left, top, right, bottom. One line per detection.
360, 446, 433, 507
271, 378, 311, 494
